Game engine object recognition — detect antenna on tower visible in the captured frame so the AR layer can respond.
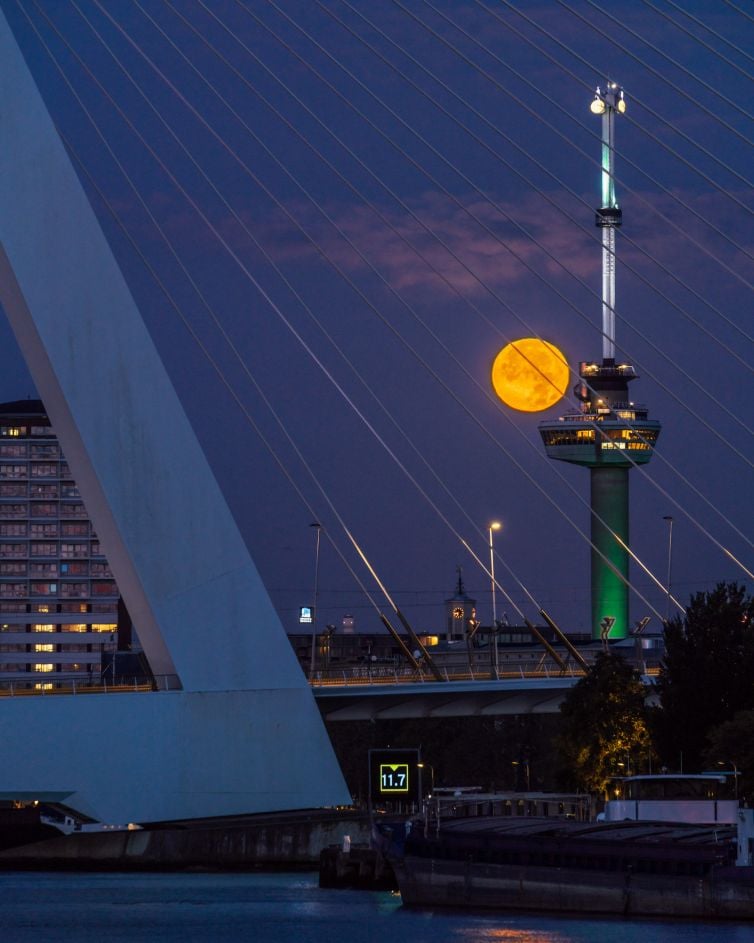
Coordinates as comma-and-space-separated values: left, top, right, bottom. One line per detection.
590, 83, 626, 364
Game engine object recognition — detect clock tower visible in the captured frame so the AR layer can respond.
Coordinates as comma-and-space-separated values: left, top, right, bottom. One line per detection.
444, 568, 476, 641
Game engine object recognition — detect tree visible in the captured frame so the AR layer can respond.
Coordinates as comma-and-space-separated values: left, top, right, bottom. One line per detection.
556, 652, 652, 795
654, 582, 754, 772
702, 711, 754, 803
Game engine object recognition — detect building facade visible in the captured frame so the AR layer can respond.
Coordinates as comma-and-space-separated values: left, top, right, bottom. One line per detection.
0, 400, 120, 689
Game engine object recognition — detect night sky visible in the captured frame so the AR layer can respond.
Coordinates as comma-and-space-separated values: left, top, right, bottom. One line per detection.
1, 0, 752, 640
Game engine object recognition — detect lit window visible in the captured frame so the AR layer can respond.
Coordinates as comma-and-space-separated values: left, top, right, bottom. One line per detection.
34, 643, 54, 653
33, 624, 54, 633
0, 465, 27, 479
92, 624, 116, 634
33, 663, 53, 673
30, 463, 57, 478
34, 683, 53, 691
0, 504, 28, 518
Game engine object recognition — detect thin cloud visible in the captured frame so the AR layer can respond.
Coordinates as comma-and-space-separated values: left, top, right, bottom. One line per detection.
255, 189, 597, 301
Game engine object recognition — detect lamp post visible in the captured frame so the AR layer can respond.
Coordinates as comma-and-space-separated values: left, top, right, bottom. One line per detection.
512, 759, 530, 792
717, 760, 739, 800
488, 521, 502, 675
417, 762, 435, 797
417, 762, 436, 837
663, 516, 673, 622
309, 523, 321, 680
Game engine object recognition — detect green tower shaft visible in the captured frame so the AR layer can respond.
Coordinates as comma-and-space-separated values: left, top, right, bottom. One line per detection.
591, 466, 629, 639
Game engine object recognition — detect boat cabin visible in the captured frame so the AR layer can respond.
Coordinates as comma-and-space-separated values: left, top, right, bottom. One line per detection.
604, 773, 739, 824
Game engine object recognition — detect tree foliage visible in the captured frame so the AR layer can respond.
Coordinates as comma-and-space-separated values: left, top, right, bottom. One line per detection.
655, 582, 754, 772
702, 711, 754, 802
556, 652, 652, 795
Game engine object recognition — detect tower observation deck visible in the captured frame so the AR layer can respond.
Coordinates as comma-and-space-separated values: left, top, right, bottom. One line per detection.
539, 84, 661, 641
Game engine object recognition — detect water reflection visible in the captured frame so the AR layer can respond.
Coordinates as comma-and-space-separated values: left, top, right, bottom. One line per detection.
455, 929, 565, 942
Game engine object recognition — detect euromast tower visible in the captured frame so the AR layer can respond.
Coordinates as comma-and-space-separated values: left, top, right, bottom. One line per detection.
539, 84, 661, 641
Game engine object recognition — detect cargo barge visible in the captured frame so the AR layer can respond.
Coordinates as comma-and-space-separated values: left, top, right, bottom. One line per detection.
386, 774, 754, 919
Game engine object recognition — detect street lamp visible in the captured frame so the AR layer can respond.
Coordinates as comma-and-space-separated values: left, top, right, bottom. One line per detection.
417, 762, 435, 797
512, 759, 530, 792
663, 516, 673, 622
309, 523, 321, 680
488, 522, 502, 627
488, 522, 502, 676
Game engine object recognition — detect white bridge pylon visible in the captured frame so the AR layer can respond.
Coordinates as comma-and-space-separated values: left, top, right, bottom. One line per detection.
0, 12, 349, 823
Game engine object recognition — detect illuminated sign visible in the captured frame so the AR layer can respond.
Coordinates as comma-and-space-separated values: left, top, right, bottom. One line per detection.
299, 606, 313, 624
369, 748, 421, 804
379, 763, 409, 794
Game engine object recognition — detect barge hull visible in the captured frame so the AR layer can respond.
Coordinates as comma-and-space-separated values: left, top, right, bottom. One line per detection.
394, 857, 754, 920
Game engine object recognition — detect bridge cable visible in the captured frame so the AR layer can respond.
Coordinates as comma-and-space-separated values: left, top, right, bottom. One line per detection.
78, 0, 754, 581
250, 2, 754, 542
332, 0, 754, 366
113, 0, 754, 581
20, 0, 748, 628
22, 0, 575, 637
637, 0, 754, 77
216, 0, 754, 554
557, 0, 754, 132
418, 0, 754, 287
281, 0, 754, 454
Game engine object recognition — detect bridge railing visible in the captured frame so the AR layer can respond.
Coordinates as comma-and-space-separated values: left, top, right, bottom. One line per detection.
309, 660, 590, 687
0, 676, 173, 697
309, 654, 661, 687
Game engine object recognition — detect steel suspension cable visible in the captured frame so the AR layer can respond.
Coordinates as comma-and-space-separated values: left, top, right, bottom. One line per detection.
433, 0, 754, 282
639, 0, 754, 77
168, 0, 699, 611
18, 4, 514, 639
54, 0, 698, 614
25, 0, 753, 607
241, 2, 754, 565
724, 1, 754, 26
268, 0, 754, 459
108, 0, 754, 574
558, 0, 754, 138
332, 0, 754, 369
32, 0, 597, 623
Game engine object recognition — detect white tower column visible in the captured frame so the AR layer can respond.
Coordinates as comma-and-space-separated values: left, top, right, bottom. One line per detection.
0, 11, 349, 822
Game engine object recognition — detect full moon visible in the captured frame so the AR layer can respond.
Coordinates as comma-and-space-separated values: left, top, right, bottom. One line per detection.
491, 338, 569, 412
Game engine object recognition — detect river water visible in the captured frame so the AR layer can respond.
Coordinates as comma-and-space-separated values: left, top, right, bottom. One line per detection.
2, 871, 753, 943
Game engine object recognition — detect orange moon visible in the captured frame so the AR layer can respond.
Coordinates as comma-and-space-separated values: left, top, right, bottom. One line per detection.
491, 338, 569, 412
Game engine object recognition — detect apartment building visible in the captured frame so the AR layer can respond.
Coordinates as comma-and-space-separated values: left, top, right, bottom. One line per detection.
0, 399, 120, 689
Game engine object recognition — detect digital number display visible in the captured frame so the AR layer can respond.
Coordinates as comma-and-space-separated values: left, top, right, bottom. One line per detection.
379, 763, 409, 793
369, 749, 420, 803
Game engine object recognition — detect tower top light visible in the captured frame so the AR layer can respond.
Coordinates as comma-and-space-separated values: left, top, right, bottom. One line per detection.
591, 83, 626, 116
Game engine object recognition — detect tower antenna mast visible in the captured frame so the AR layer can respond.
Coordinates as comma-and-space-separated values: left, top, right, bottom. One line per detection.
590, 83, 626, 363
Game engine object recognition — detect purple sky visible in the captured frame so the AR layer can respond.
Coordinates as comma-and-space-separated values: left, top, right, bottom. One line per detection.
1, 0, 751, 639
